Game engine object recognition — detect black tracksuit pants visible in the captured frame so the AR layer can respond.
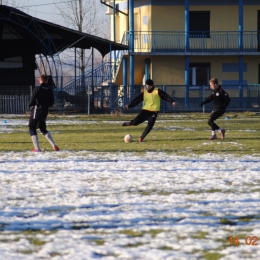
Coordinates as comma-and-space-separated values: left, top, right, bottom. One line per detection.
208, 109, 225, 131
130, 110, 158, 139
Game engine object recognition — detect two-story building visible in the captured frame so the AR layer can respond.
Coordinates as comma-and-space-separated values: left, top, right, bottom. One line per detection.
103, 0, 260, 111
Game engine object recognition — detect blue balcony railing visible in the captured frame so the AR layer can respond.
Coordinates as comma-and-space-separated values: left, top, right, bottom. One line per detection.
123, 31, 260, 53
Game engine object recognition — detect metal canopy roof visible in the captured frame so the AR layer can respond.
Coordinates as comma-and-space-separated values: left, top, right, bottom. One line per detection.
0, 5, 128, 58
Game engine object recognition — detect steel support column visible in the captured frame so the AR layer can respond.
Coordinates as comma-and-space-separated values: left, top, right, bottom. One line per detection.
239, 0, 244, 108
123, 58, 128, 105
185, 0, 190, 108
129, 0, 135, 100
109, 43, 113, 111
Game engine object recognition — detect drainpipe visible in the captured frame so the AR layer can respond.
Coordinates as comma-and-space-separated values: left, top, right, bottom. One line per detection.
100, 0, 128, 16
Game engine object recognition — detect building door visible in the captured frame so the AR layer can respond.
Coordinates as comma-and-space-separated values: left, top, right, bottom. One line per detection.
189, 63, 210, 86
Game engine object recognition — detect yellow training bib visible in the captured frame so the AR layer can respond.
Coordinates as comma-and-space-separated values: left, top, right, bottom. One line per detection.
143, 88, 161, 111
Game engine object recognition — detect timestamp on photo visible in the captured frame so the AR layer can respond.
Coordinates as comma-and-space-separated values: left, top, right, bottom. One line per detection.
229, 236, 258, 246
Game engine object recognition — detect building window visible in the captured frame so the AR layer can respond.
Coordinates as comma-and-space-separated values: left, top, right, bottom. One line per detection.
189, 63, 210, 86
189, 11, 210, 38
143, 16, 148, 25
0, 56, 23, 68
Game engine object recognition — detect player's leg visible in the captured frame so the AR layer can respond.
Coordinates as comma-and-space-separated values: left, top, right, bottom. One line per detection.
39, 121, 59, 151
28, 115, 41, 152
214, 110, 226, 140
139, 112, 157, 142
122, 110, 146, 126
29, 127, 41, 152
207, 110, 225, 140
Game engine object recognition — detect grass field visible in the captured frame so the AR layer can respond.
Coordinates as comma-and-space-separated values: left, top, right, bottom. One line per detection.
0, 112, 260, 260
0, 111, 260, 155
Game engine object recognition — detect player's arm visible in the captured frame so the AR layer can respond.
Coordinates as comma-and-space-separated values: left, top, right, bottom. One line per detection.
199, 94, 213, 107
28, 87, 39, 107
223, 92, 230, 107
158, 89, 176, 106
124, 92, 143, 109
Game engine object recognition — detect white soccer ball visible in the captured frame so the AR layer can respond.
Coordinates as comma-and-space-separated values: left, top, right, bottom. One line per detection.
124, 134, 133, 143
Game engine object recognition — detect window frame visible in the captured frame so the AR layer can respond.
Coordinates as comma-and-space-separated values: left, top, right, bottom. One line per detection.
189, 11, 210, 38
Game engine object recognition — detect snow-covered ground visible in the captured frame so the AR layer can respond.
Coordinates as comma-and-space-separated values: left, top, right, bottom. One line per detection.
0, 118, 260, 259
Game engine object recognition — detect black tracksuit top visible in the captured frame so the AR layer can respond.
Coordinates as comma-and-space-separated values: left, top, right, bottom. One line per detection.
202, 86, 230, 111
29, 83, 54, 110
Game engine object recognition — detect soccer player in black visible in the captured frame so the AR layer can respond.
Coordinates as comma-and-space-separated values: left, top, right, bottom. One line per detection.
28, 74, 59, 152
199, 78, 230, 140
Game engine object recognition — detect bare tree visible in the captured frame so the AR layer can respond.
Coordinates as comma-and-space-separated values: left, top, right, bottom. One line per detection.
0, 0, 30, 11
53, 0, 110, 76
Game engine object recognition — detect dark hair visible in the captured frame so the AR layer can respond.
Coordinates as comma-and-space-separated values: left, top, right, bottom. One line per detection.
48, 75, 56, 87
145, 79, 154, 86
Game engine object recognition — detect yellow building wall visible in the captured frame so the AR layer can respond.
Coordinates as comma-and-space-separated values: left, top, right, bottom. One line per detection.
190, 56, 259, 85
112, 2, 260, 85
151, 57, 185, 85
113, 3, 260, 42
244, 6, 259, 31
149, 5, 259, 32
135, 5, 151, 32
148, 56, 259, 86
151, 6, 184, 31
209, 57, 240, 84
190, 5, 238, 31
110, 8, 128, 43
244, 57, 259, 84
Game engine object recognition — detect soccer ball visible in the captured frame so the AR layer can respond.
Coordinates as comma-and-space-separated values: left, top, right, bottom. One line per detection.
124, 134, 133, 143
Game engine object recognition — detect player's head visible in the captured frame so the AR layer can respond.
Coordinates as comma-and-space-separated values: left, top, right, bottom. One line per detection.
145, 79, 154, 89
209, 78, 218, 90
39, 74, 49, 84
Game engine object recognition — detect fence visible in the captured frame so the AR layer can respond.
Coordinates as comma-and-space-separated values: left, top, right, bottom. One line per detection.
0, 84, 259, 114
0, 95, 29, 114
0, 87, 31, 114
123, 31, 260, 53
95, 84, 260, 113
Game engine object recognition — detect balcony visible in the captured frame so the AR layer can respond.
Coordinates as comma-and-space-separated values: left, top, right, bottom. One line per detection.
123, 31, 260, 55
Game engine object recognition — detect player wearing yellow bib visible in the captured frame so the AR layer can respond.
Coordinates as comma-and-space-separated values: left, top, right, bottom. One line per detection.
122, 79, 176, 142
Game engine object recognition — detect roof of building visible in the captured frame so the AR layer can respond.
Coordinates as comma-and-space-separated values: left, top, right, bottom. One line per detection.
0, 5, 128, 58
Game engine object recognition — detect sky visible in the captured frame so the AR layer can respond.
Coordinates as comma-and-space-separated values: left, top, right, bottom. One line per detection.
0, 117, 260, 259
14, 0, 60, 22
11, 0, 106, 25
9, 0, 110, 75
